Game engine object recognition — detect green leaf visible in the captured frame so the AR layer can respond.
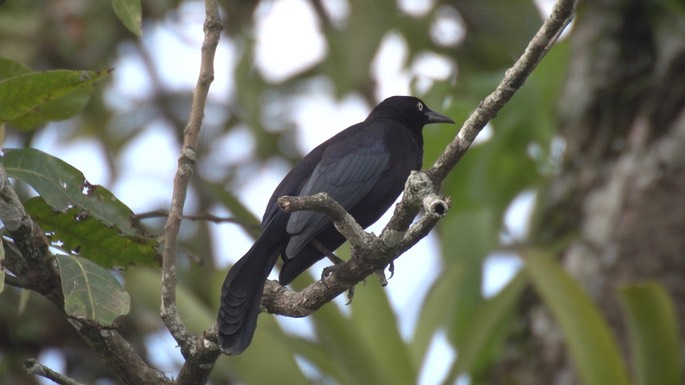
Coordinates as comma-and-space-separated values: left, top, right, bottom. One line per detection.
0, 58, 32, 81
10, 87, 93, 130
452, 270, 528, 378
410, 262, 465, 367
56, 254, 130, 325
112, 0, 142, 37
205, 181, 261, 239
525, 250, 630, 385
309, 302, 382, 385
2, 148, 145, 238
619, 282, 682, 385
0, 69, 109, 124
348, 278, 416, 385
25, 197, 159, 268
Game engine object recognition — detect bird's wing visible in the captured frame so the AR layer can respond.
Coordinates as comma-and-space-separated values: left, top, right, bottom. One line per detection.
284, 132, 389, 258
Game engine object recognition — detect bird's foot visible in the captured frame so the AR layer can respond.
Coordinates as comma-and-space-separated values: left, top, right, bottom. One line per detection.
321, 264, 339, 281
320, 263, 356, 304
345, 285, 355, 305
321, 257, 347, 285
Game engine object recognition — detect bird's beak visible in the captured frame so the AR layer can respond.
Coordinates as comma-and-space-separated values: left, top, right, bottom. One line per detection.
425, 110, 455, 124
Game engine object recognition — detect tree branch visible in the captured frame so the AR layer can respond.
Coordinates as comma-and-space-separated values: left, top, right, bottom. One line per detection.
24, 359, 85, 385
0, 165, 172, 385
160, 0, 221, 348
133, 208, 258, 227
259, 0, 577, 317
277, 193, 372, 251
158, 1, 224, 384
426, 0, 577, 184
261, 173, 451, 317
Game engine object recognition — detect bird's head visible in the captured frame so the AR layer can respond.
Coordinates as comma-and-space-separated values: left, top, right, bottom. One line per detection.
370, 96, 455, 129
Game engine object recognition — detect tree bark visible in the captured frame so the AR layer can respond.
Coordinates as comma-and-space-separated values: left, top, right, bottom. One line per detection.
495, 0, 685, 383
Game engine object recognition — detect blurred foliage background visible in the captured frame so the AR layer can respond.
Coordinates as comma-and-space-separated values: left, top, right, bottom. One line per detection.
1, 0, 684, 384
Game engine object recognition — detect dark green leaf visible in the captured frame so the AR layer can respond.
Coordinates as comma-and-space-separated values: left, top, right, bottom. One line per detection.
452, 270, 527, 378
0, 69, 109, 124
526, 250, 630, 385
619, 282, 682, 385
2, 148, 145, 237
56, 253, 130, 325
410, 262, 465, 366
25, 197, 159, 268
112, 0, 142, 37
348, 277, 416, 384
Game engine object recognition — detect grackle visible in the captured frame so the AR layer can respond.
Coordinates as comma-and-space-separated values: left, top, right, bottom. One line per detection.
217, 96, 454, 354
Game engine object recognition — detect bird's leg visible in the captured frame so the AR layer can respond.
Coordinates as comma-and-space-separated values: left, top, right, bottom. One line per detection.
312, 240, 344, 266
312, 240, 344, 282
312, 240, 357, 302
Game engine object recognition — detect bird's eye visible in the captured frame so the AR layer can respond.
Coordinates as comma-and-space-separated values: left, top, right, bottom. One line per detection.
417, 102, 424, 111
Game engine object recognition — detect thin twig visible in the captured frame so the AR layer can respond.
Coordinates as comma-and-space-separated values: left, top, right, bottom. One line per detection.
134, 208, 257, 227
426, 0, 578, 184
24, 359, 85, 385
160, 0, 222, 356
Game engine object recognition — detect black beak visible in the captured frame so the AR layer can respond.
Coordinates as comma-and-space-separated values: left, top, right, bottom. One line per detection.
425, 110, 455, 124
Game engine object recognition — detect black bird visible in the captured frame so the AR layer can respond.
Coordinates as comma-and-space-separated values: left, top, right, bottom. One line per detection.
218, 96, 454, 354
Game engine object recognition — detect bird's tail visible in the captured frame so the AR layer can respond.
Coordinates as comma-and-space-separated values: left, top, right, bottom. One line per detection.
217, 227, 282, 355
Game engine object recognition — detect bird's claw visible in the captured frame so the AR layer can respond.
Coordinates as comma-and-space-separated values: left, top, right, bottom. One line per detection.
374, 269, 388, 287
372, 261, 394, 287
345, 286, 355, 305
321, 264, 337, 281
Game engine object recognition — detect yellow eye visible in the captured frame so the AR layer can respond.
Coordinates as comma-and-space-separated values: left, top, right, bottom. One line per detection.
417, 102, 424, 111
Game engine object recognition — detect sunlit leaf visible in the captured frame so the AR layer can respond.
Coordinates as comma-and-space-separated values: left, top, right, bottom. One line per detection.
10, 87, 93, 130
0, 69, 109, 125
56, 254, 130, 325
112, 0, 142, 37
619, 282, 682, 385
526, 250, 630, 385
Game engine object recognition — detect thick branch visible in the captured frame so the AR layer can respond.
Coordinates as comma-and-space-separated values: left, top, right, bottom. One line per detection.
277, 193, 372, 251
261, 174, 451, 317
259, 0, 576, 317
